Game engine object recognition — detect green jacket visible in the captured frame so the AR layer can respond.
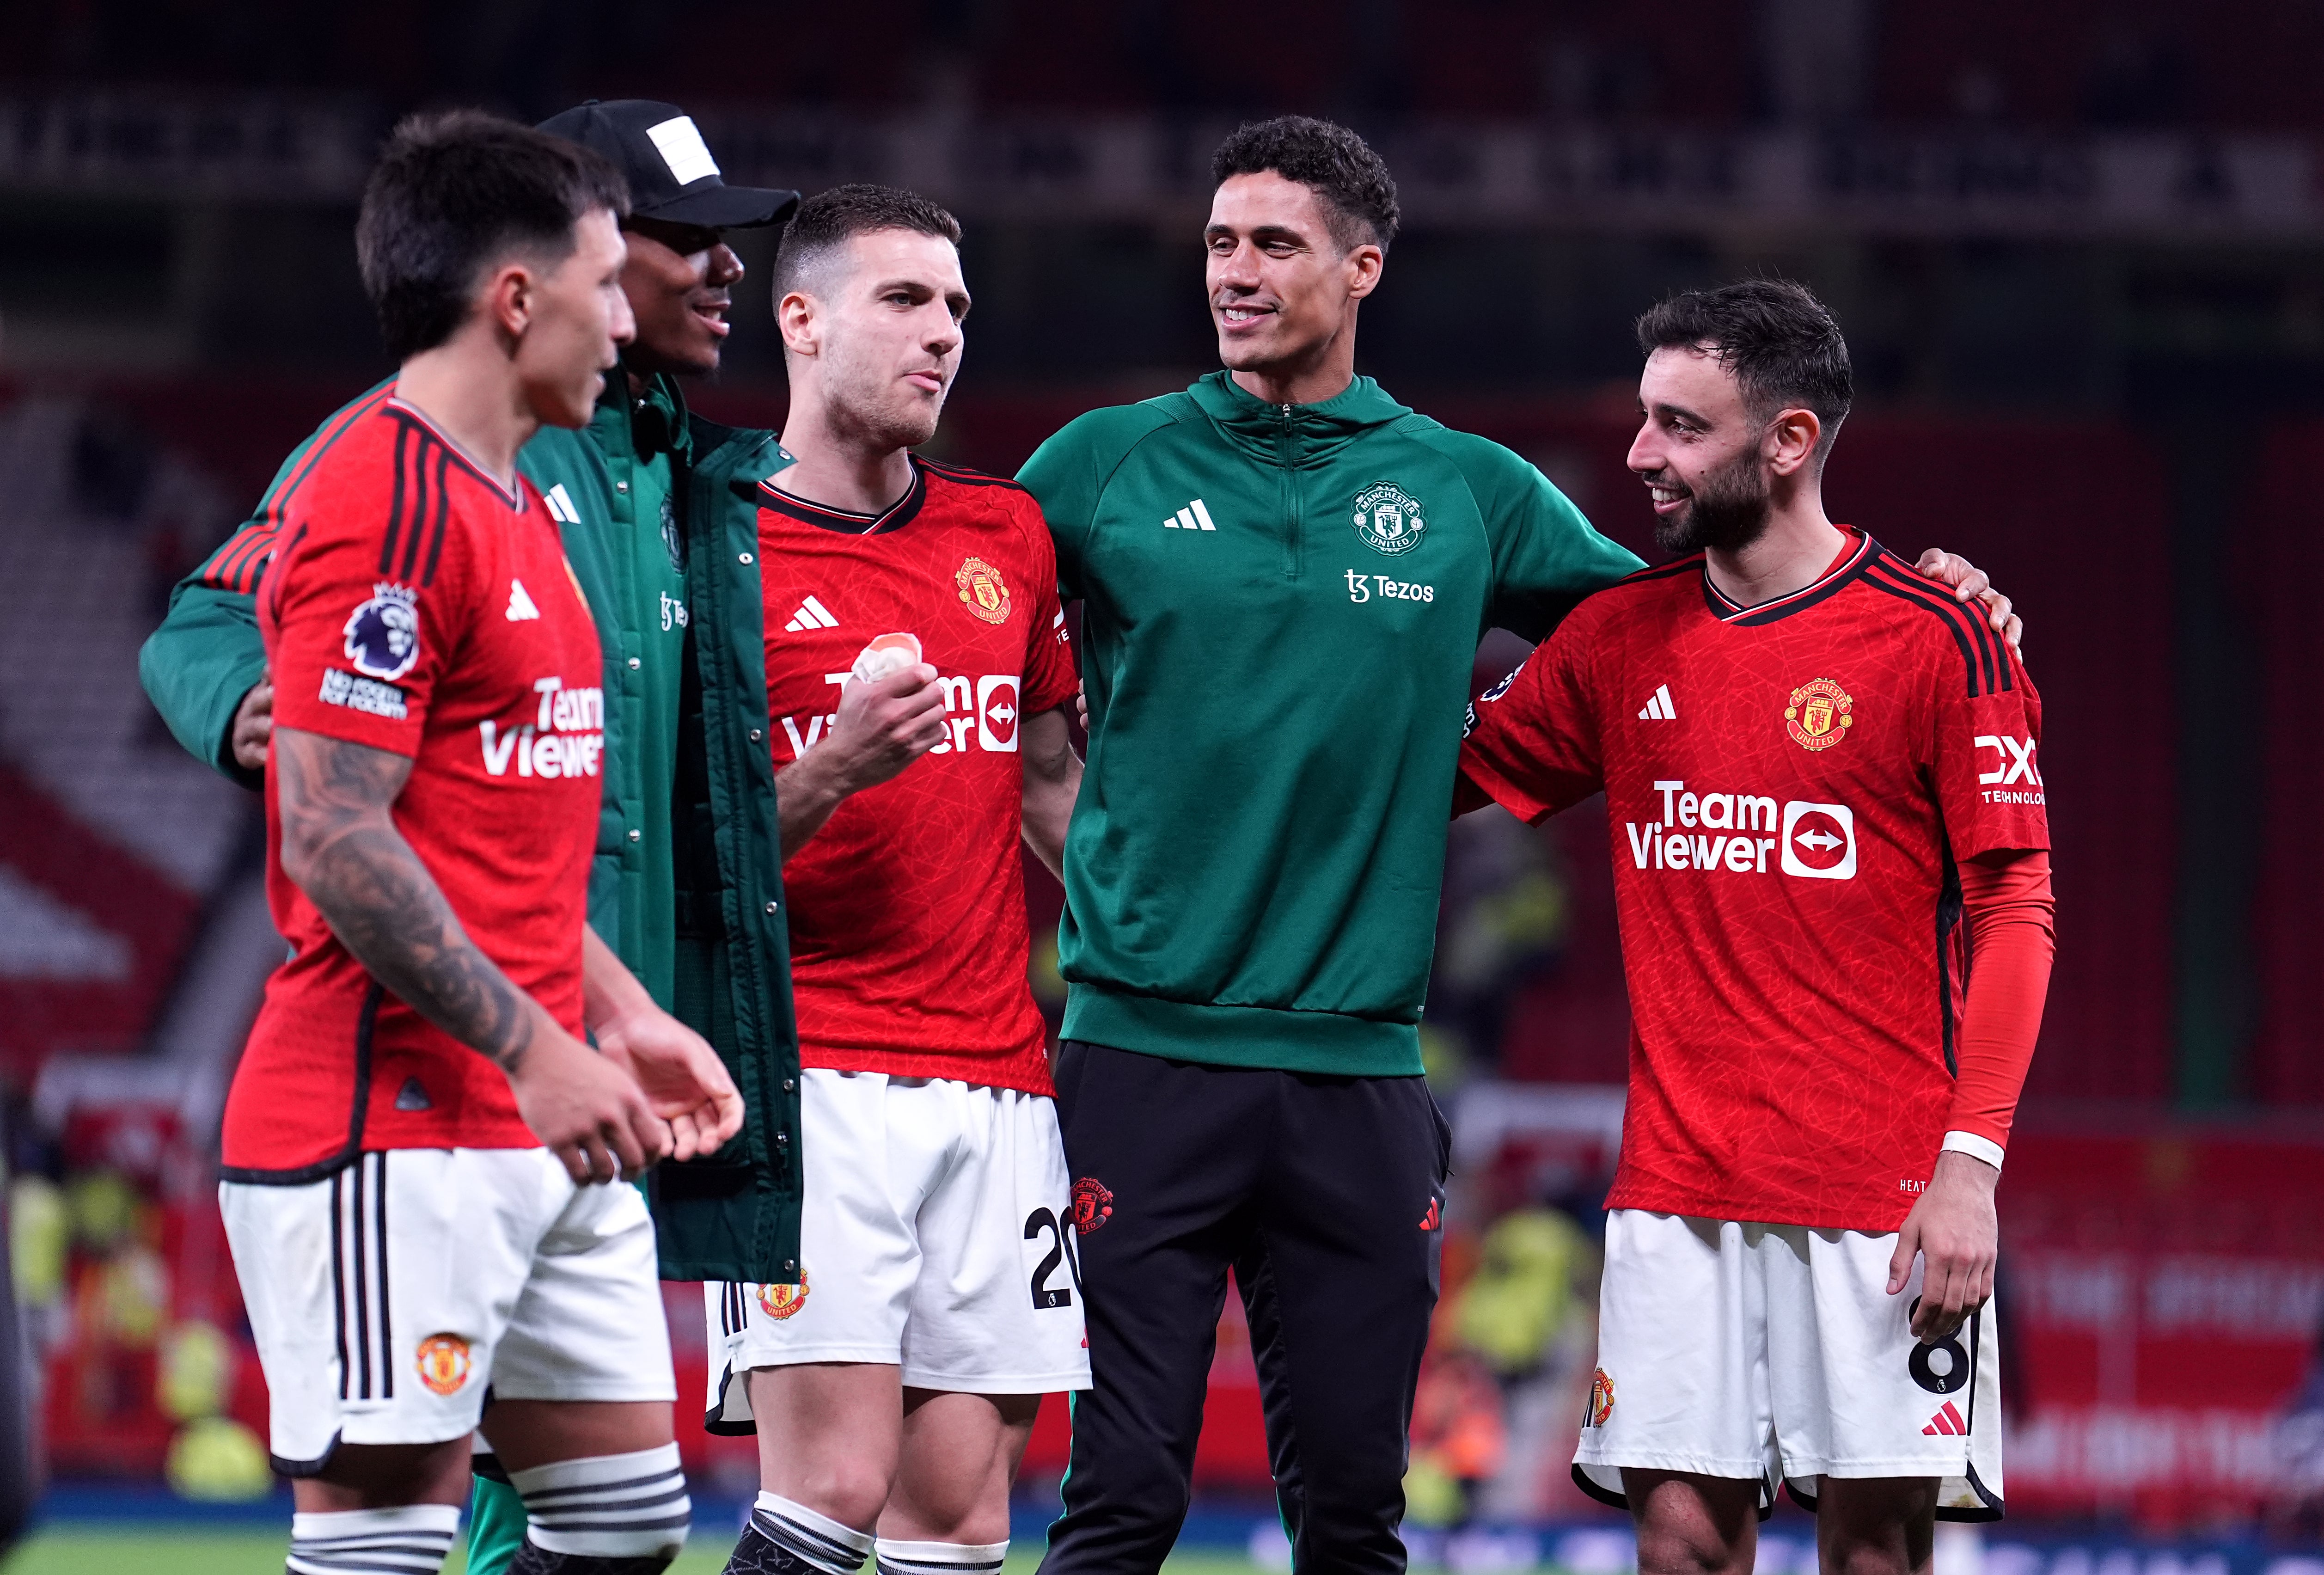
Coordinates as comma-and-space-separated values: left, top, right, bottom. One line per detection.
137, 376, 802, 1283
1018, 372, 1643, 1076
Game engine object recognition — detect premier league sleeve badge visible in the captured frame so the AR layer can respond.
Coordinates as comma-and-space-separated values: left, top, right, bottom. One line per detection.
342, 583, 422, 681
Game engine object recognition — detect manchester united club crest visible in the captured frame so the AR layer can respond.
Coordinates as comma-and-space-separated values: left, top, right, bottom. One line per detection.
1070, 1177, 1114, 1236
1784, 677, 1855, 752
757, 1272, 809, 1322
1351, 481, 1426, 557
415, 1333, 473, 1396
955, 557, 1011, 625
1585, 1366, 1615, 1428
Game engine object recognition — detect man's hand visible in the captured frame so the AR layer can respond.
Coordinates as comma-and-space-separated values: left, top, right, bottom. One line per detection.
1914, 551, 2024, 658
775, 663, 948, 858
507, 1022, 673, 1186
824, 663, 948, 792
1887, 1148, 2000, 1342
232, 668, 275, 772
593, 1002, 745, 1163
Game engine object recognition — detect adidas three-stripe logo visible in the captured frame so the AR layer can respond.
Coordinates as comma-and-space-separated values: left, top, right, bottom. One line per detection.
786, 595, 840, 632
1162, 498, 1218, 531
541, 483, 583, 525
1638, 684, 1677, 720
1922, 1400, 1969, 1436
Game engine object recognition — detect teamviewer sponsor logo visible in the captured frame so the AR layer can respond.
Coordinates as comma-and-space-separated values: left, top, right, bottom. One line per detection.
478, 677, 605, 780
787, 671, 1025, 759
1780, 801, 1858, 880
1622, 781, 1857, 881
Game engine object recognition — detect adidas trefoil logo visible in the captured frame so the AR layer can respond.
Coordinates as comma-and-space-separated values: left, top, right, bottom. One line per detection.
1162, 498, 1218, 531
1637, 683, 1677, 721
785, 595, 839, 632
506, 580, 541, 621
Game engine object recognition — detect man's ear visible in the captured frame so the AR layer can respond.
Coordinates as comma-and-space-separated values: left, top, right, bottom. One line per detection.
1345, 243, 1386, 302
1766, 408, 1822, 478
483, 261, 537, 342
776, 288, 819, 356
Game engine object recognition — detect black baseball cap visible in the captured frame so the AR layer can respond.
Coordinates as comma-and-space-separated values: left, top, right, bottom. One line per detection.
536, 99, 799, 230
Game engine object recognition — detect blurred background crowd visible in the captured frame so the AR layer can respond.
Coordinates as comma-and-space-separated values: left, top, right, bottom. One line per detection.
3, 0, 2324, 1560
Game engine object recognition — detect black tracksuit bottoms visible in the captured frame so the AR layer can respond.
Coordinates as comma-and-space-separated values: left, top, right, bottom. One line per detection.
1038, 1040, 1449, 1575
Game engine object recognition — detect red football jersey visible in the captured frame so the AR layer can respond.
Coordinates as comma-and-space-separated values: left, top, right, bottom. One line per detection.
759, 457, 1077, 1095
1460, 531, 2048, 1231
222, 397, 604, 1178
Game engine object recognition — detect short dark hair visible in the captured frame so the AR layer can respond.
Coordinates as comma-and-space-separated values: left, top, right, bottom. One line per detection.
1211, 116, 1400, 255
772, 184, 964, 301
355, 110, 630, 361
1634, 279, 1854, 456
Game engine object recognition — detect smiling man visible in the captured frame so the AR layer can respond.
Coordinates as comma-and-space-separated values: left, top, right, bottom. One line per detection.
1015, 116, 2025, 1575
1459, 279, 2053, 1575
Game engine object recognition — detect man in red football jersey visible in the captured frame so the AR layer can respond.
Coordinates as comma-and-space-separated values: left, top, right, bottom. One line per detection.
222, 112, 740, 1575
1459, 280, 2054, 1575
697, 186, 1086, 1575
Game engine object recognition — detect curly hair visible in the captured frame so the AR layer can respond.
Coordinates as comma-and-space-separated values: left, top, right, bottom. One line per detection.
1211, 116, 1400, 255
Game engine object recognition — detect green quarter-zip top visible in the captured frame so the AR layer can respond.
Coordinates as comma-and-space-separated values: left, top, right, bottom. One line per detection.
1020, 372, 1644, 1075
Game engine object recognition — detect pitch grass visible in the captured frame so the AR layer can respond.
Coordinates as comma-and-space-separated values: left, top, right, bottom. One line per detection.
0, 1529, 1263, 1574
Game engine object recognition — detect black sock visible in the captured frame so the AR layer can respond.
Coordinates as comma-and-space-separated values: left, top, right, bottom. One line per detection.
506, 1538, 675, 1575
727, 1518, 857, 1575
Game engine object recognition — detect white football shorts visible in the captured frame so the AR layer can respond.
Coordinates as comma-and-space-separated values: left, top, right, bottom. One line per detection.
221, 1147, 674, 1473
706, 1069, 1091, 1428
1574, 1208, 2002, 1521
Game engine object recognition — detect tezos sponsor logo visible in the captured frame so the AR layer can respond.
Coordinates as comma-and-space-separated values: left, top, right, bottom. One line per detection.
1626, 780, 1858, 881
479, 677, 605, 781
1345, 570, 1436, 604
1351, 481, 1426, 556
343, 582, 420, 681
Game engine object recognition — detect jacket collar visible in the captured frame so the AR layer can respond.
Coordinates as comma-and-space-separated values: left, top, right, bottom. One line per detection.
1183, 370, 1413, 467
595, 368, 693, 463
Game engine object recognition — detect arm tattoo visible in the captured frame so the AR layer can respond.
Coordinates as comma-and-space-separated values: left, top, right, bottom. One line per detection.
274, 727, 538, 1073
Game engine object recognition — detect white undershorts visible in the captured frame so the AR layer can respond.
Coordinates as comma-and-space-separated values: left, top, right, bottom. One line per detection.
1574, 1208, 2003, 1521
221, 1147, 673, 1473
705, 1069, 1091, 1429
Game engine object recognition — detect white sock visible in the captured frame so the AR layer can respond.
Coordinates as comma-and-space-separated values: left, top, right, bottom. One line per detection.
286, 1504, 460, 1574
507, 1442, 691, 1559
751, 1491, 875, 1575
874, 1537, 1010, 1575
